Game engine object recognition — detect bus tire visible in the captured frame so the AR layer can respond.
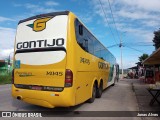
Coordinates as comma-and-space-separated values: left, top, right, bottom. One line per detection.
96, 82, 103, 98
87, 83, 96, 103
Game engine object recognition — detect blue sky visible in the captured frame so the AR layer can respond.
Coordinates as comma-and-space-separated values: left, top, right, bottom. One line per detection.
0, 0, 160, 68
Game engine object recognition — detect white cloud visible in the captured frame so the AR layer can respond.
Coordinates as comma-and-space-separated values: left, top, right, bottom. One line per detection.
34, 8, 56, 13
45, 1, 59, 6
77, 13, 94, 24
141, 20, 160, 28
0, 27, 15, 59
0, 27, 15, 49
80, 16, 92, 23
25, 3, 38, 9
13, 2, 59, 14
123, 60, 137, 69
91, 0, 160, 42
0, 16, 15, 22
119, 0, 160, 12
118, 26, 154, 42
0, 49, 14, 59
91, 0, 158, 68
117, 10, 158, 20
117, 58, 137, 69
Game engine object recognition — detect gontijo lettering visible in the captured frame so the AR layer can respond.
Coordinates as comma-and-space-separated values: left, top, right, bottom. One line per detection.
98, 62, 108, 69
16, 38, 64, 49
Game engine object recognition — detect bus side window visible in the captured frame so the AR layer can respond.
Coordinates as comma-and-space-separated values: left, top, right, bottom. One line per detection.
75, 19, 88, 52
74, 19, 93, 54
83, 38, 88, 52
79, 25, 83, 36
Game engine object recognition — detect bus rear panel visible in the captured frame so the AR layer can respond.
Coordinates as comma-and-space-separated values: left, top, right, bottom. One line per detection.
12, 11, 76, 108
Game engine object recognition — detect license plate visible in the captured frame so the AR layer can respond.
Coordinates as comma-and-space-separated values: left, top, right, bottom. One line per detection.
32, 86, 42, 90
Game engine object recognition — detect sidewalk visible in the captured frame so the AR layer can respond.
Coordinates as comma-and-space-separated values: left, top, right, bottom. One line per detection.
123, 79, 160, 120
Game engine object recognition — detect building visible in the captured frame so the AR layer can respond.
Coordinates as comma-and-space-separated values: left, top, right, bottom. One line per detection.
143, 47, 160, 83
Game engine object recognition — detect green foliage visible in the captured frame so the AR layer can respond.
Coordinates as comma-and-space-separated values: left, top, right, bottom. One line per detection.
138, 54, 149, 62
0, 73, 12, 84
153, 29, 160, 50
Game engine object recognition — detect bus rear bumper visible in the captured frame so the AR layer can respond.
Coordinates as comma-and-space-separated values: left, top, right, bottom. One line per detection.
12, 85, 75, 108
24, 97, 54, 108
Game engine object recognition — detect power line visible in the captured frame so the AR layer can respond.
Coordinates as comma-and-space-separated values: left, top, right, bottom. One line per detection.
101, 0, 124, 78
107, 43, 149, 53
107, 0, 121, 42
107, 44, 119, 48
124, 46, 146, 53
134, 42, 153, 43
98, 0, 118, 45
107, 43, 153, 48
123, 43, 153, 47
128, 45, 153, 47
124, 42, 153, 45
120, 41, 153, 44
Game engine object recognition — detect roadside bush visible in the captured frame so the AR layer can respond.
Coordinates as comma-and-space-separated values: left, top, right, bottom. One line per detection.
0, 73, 12, 84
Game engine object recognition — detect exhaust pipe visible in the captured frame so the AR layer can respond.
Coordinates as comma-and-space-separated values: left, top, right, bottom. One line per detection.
17, 96, 22, 100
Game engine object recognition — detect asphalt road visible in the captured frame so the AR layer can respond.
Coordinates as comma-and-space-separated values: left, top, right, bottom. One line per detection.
0, 80, 141, 120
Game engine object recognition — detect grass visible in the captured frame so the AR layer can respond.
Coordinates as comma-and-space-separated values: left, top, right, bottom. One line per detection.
0, 72, 12, 85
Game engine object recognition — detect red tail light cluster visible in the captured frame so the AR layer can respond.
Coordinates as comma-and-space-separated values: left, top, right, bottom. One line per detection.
65, 69, 73, 87
12, 69, 14, 84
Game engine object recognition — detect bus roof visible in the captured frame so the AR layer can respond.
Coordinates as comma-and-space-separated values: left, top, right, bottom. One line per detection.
18, 11, 70, 24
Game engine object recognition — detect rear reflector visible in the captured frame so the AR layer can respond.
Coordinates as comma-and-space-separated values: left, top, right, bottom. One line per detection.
55, 94, 59, 96
65, 69, 73, 87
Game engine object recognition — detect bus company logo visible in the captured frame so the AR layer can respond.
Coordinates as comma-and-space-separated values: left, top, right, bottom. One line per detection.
98, 62, 108, 69
27, 17, 51, 32
16, 71, 34, 77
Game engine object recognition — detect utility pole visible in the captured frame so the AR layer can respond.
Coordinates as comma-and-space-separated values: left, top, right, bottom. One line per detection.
8, 52, 13, 73
119, 41, 123, 79
119, 32, 126, 79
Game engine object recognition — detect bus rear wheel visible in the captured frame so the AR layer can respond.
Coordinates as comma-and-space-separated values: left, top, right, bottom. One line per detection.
87, 83, 96, 103
96, 82, 103, 98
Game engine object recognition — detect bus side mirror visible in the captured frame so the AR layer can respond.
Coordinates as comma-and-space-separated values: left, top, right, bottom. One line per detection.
79, 25, 83, 36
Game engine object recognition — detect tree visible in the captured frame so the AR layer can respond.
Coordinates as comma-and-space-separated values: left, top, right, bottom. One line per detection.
153, 29, 160, 50
138, 54, 149, 62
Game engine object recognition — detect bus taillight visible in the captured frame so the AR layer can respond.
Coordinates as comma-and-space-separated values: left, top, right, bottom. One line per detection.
12, 69, 14, 84
65, 69, 73, 87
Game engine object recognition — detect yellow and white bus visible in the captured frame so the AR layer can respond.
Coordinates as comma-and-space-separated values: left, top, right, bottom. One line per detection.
12, 11, 118, 108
